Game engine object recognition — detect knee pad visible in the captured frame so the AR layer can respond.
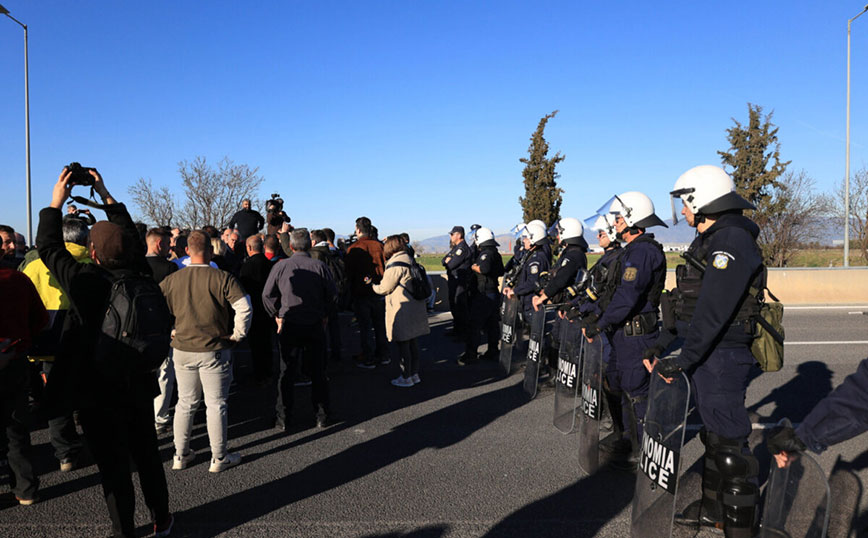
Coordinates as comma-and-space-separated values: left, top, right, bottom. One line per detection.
715, 447, 759, 532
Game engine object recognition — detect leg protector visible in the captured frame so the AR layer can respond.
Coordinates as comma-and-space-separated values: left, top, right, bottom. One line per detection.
677, 429, 725, 528
713, 436, 759, 538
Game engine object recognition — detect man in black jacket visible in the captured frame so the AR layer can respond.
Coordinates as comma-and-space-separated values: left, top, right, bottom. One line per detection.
227, 199, 264, 241
460, 227, 504, 365
240, 235, 276, 384
37, 167, 172, 538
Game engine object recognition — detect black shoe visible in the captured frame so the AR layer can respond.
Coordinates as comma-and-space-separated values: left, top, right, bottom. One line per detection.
599, 437, 632, 456
481, 350, 499, 362
674, 499, 724, 532
315, 407, 331, 428
457, 353, 477, 366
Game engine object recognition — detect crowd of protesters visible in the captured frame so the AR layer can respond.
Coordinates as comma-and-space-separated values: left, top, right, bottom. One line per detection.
0, 167, 441, 537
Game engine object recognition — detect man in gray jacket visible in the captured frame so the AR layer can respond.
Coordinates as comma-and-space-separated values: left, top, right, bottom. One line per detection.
262, 228, 336, 431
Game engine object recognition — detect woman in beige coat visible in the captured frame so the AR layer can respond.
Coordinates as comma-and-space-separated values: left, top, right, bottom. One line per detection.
371, 235, 430, 387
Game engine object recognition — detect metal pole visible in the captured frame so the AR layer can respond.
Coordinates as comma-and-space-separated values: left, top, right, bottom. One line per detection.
847, 18, 852, 267
23, 23, 31, 246
846, 6, 868, 268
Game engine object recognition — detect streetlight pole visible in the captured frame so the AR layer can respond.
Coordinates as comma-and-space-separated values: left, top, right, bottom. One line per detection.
0, 4, 32, 246
846, 4, 868, 267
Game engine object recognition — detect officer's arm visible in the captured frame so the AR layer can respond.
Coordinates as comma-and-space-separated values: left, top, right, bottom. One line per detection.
597, 251, 655, 330
795, 356, 868, 453
444, 246, 467, 270
513, 262, 541, 297
543, 256, 577, 298
676, 237, 759, 369
476, 253, 493, 275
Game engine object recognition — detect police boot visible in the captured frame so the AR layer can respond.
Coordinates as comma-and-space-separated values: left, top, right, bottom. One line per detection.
675, 431, 724, 531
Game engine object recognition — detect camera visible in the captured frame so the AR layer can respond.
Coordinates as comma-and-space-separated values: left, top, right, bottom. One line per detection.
67, 162, 96, 186
265, 193, 284, 214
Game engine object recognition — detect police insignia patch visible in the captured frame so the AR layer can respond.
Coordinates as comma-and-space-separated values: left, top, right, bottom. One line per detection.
480, 254, 488, 260
456, 249, 463, 256
712, 254, 729, 269
623, 267, 638, 281
530, 265, 539, 274
561, 258, 570, 266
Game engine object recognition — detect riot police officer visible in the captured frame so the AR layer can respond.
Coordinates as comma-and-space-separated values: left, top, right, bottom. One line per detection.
459, 227, 505, 365
647, 165, 763, 538
581, 192, 667, 467
502, 221, 550, 341
532, 218, 588, 378
442, 226, 472, 339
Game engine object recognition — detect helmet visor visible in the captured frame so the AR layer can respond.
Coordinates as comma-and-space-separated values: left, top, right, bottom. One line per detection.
546, 222, 560, 241
510, 223, 528, 242
669, 187, 694, 225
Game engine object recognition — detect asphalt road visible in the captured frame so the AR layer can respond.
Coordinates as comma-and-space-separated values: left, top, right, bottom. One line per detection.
1, 307, 867, 537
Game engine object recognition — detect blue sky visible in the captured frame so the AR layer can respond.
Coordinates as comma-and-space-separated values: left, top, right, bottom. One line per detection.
1, 1, 867, 243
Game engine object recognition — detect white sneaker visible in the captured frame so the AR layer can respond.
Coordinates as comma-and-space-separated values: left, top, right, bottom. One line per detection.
391, 376, 414, 388
172, 451, 195, 470
209, 452, 242, 473
411, 374, 421, 384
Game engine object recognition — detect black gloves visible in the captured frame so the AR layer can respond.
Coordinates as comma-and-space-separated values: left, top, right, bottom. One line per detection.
655, 357, 682, 378
767, 426, 807, 455
566, 306, 583, 321
642, 345, 664, 362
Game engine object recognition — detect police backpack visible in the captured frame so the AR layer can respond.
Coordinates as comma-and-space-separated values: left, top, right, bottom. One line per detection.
93, 274, 173, 373
389, 260, 432, 301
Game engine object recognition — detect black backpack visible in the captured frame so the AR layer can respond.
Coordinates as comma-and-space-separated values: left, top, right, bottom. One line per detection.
389, 260, 432, 301
324, 251, 350, 309
94, 274, 173, 373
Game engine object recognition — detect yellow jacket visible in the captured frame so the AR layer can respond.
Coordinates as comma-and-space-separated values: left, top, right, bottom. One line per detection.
22, 242, 93, 310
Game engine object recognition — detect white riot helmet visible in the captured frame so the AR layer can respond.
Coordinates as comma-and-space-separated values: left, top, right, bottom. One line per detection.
548, 217, 584, 245
528, 219, 546, 230
475, 226, 496, 245
670, 165, 755, 223
608, 191, 668, 229
524, 221, 548, 245
584, 213, 619, 243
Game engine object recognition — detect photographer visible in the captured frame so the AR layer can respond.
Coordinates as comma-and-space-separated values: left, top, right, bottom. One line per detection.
63, 204, 96, 226
265, 194, 289, 236
37, 166, 172, 538
227, 199, 264, 241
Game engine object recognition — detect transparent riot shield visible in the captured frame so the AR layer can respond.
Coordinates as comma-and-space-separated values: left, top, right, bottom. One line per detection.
631, 369, 691, 538
553, 320, 582, 433
499, 295, 519, 376
577, 335, 604, 474
758, 419, 830, 538
522, 307, 547, 398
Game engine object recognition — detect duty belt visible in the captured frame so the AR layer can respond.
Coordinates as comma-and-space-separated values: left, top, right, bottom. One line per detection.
623, 311, 658, 337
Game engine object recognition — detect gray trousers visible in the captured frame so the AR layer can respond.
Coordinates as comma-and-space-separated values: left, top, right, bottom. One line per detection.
172, 349, 233, 460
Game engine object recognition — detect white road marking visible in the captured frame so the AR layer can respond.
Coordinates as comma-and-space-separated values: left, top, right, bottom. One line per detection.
685, 423, 798, 432
787, 305, 868, 310
785, 341, 868, 345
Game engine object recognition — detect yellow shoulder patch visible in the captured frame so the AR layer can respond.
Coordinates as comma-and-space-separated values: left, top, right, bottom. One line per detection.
623, 267, 638, 281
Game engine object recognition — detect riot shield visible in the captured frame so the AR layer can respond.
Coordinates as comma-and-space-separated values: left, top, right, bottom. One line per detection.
577, 335, 604, 474
758, 419, 830, 538
499, 295, 519, 376
522, 307, 547, 398
630, 369, 691, 538
553, 320, 582, 433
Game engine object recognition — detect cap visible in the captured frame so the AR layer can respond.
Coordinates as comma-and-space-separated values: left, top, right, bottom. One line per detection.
449, 226, 465, 235
89, 221, 126, 263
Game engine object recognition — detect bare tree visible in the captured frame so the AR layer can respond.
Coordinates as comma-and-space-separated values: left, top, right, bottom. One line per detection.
127, 178, 176, 227
828, 167, 868, 263
755, 170, 826, 267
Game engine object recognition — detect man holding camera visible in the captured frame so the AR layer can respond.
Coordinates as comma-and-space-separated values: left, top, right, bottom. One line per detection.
63, 204, 96, 226
37, 166, 172, 538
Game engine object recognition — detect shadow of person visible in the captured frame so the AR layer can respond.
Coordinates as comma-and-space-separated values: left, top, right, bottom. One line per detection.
173, 381, 529, 536
482, 467, 636, 537
749, 361, 834, 423
359, 525, 449, 538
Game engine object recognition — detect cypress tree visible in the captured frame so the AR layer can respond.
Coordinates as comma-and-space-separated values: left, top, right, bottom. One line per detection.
519, 110, 565, 225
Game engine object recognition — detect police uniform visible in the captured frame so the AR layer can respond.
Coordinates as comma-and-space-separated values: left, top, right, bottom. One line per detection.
542, 242, 588, 369
463, 240, 504, 362
661, 213, 763, 534
513, 246, 550, 327
587, 233, 666, 454
442, 239, 472, 336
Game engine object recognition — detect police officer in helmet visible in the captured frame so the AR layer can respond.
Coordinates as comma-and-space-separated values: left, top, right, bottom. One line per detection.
581, 192, 667, 468
502, 221, 550, 349
646, 165, 762, 537
532, 218, 588, 379
459, 227, 504, 365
